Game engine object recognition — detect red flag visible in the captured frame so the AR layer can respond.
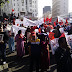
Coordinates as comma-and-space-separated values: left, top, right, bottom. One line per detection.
12, 9, 14, 12
48, 25, 53, 29
59, 33, 65, 38
59, 22, 61, 24
46, 16, 49, 22
38, 28, 41, 33
49, 17, 52, 23
54, 22, 56, 27
65, 23, 67, 26
44, 18, 46, 23
60, 20, 63, 25
66, 19, 68, 23
30, 18, 31, 20
59, 20, 63, 25
30, 26, 37, 32
56, 18, 58, 23
49, 32, 55, 40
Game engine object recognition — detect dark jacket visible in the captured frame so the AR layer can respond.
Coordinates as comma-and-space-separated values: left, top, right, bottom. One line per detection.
0, 31, 9, 44
55, 47, 72, 72
52, 29, 61, 38
68, 26, 72, 35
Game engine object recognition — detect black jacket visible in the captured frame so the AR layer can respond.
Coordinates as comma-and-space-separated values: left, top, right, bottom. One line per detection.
55, 47, 72, 72
0, 31, 9, 44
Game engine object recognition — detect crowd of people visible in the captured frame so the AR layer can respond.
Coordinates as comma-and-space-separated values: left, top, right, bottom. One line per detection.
0, 19, 72, 72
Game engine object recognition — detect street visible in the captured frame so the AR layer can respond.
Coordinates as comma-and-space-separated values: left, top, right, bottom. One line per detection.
5, 47, 57, 72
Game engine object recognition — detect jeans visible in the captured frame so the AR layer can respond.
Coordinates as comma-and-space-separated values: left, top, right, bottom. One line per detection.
0, 43, 6, 62
8, 37, 15, 52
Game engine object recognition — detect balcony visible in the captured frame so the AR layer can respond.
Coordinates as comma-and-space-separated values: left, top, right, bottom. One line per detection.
20, 12, 25, 16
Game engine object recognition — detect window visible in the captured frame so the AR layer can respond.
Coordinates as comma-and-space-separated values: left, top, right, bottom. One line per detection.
29, 0, 32, 3
30, 4, 32, 7
22, 8, 24, 11
18, 8, 19, 11
35, 1, 36, 3
14, 0, 15, 1
22, 3, 24, 6
18, 13, 19, 16
22, 0, 24, 3
14, 3, 15, 6
33, 14, 34, 16
64, 10, 65, 12
30, 9, 32, 11
35, 14, 37, 16
17, 3, 19, 6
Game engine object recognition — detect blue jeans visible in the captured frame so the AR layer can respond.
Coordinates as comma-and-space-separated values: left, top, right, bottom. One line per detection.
0, 43, 6, 62
8, 37, 15, 52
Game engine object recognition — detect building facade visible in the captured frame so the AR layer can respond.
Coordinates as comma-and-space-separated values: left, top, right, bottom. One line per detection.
43, 6, 51, 14
43, 6, 51, 18
52, 0, 68, 21
1, 0, 38, 17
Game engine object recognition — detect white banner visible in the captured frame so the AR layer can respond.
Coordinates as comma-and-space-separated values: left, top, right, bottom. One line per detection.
50, 33, 72, 55
65, 34, 72, 48
15, 17, 44, 27
50, 38, 59, 55
15, 19, 21, 26
58, 16, 66, 23
12, 25, 27, 36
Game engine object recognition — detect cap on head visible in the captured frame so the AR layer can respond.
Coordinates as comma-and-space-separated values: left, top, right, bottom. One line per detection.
31, 31, 36, 36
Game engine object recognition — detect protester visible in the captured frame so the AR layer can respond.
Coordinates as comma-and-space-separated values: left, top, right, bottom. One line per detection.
66, 24, 70, 32
8, 31, 15, 53
15, 30, 25, 58
1, 15, 72, 72
25, 27, 31, 55
53, 24, 61, 38
0, 24, 9, 64
40, 34, 50, 72
67, 23, 72, 35
28, 31, 41, 72
55, 37, 72, 72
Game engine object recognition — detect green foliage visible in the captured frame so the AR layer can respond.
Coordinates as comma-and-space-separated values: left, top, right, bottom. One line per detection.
0, 0, 9, 7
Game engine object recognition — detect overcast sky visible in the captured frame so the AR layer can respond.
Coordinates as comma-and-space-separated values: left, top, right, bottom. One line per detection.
38, 0, 72, 18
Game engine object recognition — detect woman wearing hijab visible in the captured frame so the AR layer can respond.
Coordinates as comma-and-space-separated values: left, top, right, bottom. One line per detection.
15, 30, 25, 58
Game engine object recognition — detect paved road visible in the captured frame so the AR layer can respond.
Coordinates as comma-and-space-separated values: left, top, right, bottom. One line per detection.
5, 47, 57, 72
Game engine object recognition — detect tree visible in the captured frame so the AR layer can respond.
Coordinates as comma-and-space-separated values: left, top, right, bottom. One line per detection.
0, 0, 5, 5
0, 0, 8, 6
